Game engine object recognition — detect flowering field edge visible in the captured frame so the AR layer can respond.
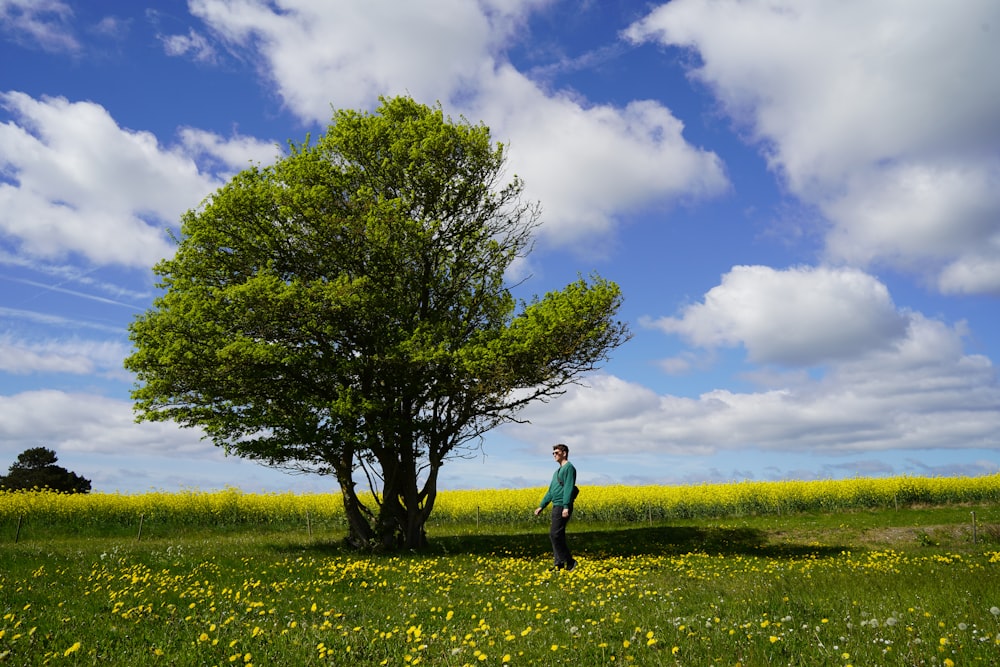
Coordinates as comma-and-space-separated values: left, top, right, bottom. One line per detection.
2, 473, 998, 536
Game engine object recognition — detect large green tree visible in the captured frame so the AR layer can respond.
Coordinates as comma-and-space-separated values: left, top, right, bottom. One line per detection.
0, 447, 92, 493
125, 96, 629, 550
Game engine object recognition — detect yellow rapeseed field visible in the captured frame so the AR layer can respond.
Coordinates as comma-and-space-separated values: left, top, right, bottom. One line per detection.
2, 474, 998, 529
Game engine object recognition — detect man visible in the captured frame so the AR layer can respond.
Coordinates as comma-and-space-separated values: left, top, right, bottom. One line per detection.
534, 443, 578, 571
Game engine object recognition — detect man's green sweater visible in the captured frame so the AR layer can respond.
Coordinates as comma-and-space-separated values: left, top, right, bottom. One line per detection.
539, 461, 577, 509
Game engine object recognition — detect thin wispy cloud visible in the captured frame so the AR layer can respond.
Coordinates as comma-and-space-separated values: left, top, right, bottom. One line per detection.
1, 275, 143, 310
0, 305, 125, 334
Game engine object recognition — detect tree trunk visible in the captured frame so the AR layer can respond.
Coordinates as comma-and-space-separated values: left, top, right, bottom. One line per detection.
375, 495, 428, 550
335, 449, 375, 549
403, 514, 428, 549
336, 429, 442, 551
340, 483, 376, 549
373, 439, 431, 550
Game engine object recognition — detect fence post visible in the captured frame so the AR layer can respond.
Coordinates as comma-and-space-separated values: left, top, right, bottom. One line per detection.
15, 515, 22, 544
136, 513, 144, 542
306, 510, 313, 540
971, 511, 977, 545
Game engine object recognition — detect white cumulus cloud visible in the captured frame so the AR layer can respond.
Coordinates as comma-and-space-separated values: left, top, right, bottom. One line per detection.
0, 335, 129, 377
513, 312, 1000, 456
626, 0, 1000, 294
644, 265, 910, 366
187, 0, 729, 249
0, 92, 281, 268
0, 390, 213, 458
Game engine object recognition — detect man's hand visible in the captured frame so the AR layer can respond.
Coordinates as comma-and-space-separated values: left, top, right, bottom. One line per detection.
561, 508, 570, 518
534, 507, 542, 516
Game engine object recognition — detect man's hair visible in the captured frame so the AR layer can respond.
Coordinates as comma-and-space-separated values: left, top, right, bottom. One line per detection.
552, 443, 569, 455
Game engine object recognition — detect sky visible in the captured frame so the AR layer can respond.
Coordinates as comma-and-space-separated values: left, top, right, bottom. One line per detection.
0, 0, 998, 495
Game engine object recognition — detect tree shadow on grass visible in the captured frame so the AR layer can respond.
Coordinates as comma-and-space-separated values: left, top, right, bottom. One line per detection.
431, 525, 846, 560
294, 524, 846, 560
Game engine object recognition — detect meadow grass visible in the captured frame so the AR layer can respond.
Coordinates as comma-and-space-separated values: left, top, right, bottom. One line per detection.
1, 481, 999, 665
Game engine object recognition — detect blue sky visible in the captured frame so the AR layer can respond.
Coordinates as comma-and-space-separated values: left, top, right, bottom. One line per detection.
1, 0, 998, 494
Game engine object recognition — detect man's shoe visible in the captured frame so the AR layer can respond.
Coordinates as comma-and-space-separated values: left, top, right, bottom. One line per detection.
566, 559, 578, 572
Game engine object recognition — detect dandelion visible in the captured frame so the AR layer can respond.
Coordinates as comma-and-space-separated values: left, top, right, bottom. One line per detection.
64, 642, 81, 656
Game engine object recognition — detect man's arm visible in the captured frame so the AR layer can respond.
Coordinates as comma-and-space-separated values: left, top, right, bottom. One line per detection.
535, 486, 553, 516
559, 464, 577, 506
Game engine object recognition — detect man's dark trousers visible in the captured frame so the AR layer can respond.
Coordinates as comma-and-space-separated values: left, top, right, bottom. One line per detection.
549, 505, 572, 567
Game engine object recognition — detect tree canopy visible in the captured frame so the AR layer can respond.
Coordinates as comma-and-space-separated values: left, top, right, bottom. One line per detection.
125, 96, 630, 549
0, 447, 92, 493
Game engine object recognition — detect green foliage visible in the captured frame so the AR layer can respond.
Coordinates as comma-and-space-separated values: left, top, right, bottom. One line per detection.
0, 447, 91, 494
124, 96, 630, 550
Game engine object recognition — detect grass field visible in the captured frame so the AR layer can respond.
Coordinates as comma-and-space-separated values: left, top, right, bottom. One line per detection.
2, 478, 1000, 665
